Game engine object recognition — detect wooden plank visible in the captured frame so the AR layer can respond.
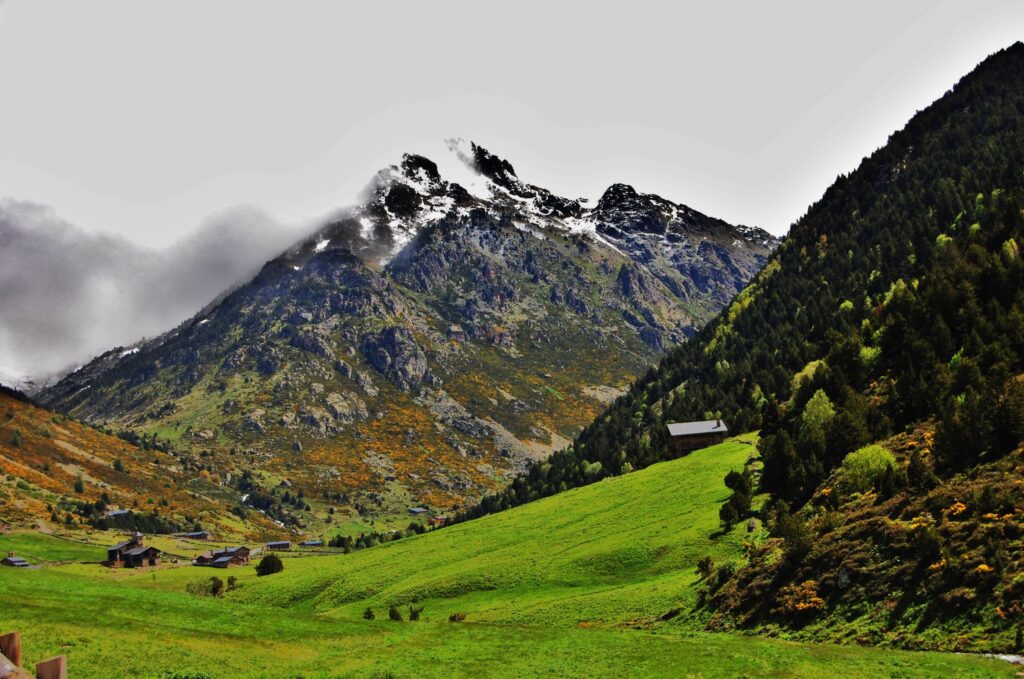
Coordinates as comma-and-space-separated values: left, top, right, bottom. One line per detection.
0, 632, 21, 667
34, 656, 67, 679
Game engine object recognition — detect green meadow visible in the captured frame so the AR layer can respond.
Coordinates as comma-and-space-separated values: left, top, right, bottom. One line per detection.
1, 438, 1014, 677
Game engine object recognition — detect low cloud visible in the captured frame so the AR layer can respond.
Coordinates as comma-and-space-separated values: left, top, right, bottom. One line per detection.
0, 199, 309, 387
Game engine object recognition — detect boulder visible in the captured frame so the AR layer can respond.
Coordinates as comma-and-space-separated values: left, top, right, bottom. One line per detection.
243, 409, 266, 434
298, 405, 333, 434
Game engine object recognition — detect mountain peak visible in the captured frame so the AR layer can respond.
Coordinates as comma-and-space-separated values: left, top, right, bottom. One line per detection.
596, 183, 640, 210
469, 142, 518, 185
399, 153, 441, 184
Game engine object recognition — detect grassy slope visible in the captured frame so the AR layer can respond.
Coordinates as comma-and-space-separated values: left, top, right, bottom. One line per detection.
1, 437, 1013, 677
234, 436, 762, 625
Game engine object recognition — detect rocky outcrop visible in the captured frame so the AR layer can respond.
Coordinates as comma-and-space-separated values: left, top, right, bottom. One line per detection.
243, 409, 266, 434
298, 404, 334, 435
564, 287, 590, 315
355, 371, 379, 397
325, 391, 369, 423
288, 331, 335, 360
361, 327, 428, 391
617, 263, 661, 306
252, 343, 283, 376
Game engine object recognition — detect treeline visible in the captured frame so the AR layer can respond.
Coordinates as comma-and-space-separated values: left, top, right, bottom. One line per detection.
57, 495, 192, 534
454, 42, 1024, 523
328, 522, 427, 552
0, 384, 38, 406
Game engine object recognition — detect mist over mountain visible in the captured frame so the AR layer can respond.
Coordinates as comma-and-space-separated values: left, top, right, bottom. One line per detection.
0, 200, 309, 389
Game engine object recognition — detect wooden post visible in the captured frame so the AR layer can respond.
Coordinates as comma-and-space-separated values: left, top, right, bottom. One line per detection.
34, 656, 66, 679
0, 632, 21, 667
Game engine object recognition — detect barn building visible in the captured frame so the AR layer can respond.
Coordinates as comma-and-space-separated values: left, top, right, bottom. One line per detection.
666, 419, 729, 456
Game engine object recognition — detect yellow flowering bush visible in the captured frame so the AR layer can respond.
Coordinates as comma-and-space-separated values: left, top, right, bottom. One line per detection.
947, 501, 968, 517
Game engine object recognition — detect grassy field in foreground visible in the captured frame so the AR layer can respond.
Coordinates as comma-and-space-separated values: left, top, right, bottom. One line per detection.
1, 564, 1013, 678
0, 437, 1016, 677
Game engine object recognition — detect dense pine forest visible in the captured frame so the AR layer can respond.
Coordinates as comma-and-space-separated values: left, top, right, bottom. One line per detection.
458, 43, 1024, 521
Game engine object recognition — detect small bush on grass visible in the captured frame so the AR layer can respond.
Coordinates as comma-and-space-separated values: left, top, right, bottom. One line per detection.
185, 577, 225, 597
255, 553, 284, 577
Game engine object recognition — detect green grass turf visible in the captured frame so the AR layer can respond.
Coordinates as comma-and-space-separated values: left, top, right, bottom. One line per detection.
0, 437, 1015, 677
231, 436, 763, 623
0, 531, 106, 563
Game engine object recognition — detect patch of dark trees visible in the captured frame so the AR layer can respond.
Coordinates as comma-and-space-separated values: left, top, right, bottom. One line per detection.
453, 42, 1024, 524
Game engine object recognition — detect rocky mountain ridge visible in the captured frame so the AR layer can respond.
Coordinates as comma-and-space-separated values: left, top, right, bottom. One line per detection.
40, 141, 776, 533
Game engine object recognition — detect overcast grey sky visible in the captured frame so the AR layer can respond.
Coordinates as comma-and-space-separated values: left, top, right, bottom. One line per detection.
1, 0, 1022, 246
1, 1, 1023, 385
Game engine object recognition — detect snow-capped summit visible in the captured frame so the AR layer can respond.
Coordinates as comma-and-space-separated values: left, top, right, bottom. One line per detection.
287, 140, 775, 270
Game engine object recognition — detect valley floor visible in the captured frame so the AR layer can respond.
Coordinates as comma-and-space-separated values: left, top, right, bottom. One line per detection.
0, 439, 1015, 677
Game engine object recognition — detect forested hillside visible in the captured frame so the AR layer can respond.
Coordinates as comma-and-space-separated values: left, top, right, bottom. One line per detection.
460, 42, 1024, 520
450, 41, 1024, 650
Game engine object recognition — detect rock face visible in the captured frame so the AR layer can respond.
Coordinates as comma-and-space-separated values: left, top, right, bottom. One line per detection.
289, 331, 335, 359
362, 327, 428, 391
40, 139, 778, 520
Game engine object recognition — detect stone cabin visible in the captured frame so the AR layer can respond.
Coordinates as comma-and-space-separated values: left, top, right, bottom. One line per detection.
448, 324, 466, 341
666, 419, 729, 456
106, 532, 161, 568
